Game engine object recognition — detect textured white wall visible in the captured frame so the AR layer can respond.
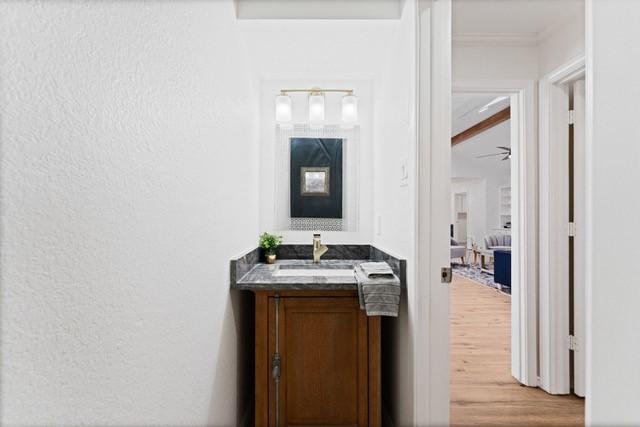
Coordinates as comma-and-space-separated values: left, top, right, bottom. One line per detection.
372, 1, 416, 424
587, 0, 640, 424
0, 1, 259, 425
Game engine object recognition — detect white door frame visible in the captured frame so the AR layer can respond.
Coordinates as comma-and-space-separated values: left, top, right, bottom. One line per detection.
414, 0, 451, 425
572, 78, 586, 398
451, 79, 538, 387
538, 56, 586, 394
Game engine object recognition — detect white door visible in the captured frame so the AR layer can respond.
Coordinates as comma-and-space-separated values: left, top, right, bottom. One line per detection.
572, 79, 586, 397
415, 0, 451, 425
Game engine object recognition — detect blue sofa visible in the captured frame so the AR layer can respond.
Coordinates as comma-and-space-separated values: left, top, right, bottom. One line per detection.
493, 249, 511, 290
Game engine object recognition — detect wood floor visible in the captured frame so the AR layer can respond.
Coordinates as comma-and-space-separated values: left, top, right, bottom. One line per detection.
450, 274, 584, 426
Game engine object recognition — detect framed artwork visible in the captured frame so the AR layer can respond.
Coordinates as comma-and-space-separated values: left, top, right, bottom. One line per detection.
290, 138, 343, 219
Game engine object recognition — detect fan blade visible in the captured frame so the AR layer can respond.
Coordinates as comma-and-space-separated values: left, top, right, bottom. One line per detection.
496, 146, 510, 151
476, 153, 504, 158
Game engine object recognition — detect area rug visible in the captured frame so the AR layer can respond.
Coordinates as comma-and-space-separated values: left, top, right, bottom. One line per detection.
451, 261, 511, 295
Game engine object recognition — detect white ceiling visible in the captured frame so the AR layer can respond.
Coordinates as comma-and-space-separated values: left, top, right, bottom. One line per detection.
453, 121, 510, 157
452, 93, 510, 136
452, 119, 511, 178
235, 0, 403, 19
453, 0, 583, 38
452, 93, 511, 176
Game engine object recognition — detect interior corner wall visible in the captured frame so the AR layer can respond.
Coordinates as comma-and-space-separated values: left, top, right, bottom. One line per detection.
538, 4, 586, 77
0, 2, 260, 425
372, 0, 416, 425
587, 0, 640, 424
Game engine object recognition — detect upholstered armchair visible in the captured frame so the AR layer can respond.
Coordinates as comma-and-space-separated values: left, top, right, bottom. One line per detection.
484, 234, 511, 252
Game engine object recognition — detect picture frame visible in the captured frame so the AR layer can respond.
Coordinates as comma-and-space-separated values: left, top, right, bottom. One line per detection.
300, 167, 330, 196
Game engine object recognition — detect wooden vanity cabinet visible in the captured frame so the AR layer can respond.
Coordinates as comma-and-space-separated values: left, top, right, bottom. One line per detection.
254, 290, 381, 427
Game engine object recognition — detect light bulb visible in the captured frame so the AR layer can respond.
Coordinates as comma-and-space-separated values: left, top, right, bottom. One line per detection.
341, 94, 358, 123
308, 94, 325, 124
275, 94, 292, 123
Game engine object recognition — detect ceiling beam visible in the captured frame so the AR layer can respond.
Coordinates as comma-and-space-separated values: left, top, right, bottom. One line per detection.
452, 106, 511, 146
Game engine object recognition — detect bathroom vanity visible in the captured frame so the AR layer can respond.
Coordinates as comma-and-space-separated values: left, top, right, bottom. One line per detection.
230, 245, 405, 427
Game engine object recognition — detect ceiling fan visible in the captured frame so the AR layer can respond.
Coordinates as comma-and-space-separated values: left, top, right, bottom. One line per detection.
476, 146, 511, 161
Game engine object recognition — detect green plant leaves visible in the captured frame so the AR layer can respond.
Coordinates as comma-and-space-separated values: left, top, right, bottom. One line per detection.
259, 232, 283, 255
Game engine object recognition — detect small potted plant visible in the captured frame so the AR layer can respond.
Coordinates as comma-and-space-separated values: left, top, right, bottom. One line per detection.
259, 232, 283, 264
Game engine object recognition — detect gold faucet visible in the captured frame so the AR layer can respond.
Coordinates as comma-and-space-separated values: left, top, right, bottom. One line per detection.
312, 233, 328, 264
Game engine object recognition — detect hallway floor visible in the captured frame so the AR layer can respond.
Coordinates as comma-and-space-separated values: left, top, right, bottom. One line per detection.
450, 274, 584, 426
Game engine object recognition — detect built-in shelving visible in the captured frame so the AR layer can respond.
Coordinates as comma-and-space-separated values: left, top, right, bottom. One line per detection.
499, 186, 511, 230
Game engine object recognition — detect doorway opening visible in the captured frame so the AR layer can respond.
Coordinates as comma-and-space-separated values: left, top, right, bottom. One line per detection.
448, 85, 584, 426
450, 93, 512, 294
449, 91, 516, 423
416, 1, 588, 425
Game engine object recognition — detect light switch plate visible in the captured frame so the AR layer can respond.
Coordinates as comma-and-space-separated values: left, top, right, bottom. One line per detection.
400, 158, 408, 187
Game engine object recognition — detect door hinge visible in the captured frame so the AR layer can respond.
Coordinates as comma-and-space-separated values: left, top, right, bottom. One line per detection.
568, 222, 576, 237
568, 109, 576, 125
568, 335, 579, 351
441, 266, 452, 284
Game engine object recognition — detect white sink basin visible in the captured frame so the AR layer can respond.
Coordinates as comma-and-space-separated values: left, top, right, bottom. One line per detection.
272, 268, 354, 278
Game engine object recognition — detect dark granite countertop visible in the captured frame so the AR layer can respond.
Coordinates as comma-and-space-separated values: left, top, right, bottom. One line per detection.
235, 259, 361, 291
230, 244, 406, 292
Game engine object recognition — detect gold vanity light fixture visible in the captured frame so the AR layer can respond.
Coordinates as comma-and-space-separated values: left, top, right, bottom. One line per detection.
274, 88, 357, 126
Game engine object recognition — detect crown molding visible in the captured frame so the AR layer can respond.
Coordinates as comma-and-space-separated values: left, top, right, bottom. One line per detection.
453, 32, 539, 47
454, 14, 580, 48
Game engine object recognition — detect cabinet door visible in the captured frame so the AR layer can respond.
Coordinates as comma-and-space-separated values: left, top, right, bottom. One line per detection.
269, 297, 368, 427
